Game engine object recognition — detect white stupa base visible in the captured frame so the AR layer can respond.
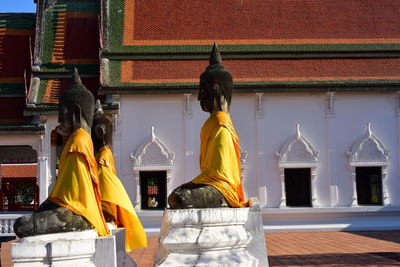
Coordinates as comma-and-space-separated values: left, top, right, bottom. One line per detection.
154, 208, 262, 266
11, 229, 136, 267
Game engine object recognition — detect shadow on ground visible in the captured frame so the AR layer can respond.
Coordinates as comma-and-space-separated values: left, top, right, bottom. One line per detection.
348, 231, 400, 244
268, 252, 400, 266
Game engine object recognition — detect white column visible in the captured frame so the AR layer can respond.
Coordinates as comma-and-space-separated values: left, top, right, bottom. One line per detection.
255, 93, 267, 207
311, 167, 319, 207
37, 134, 51, 204
183, 94, 194, 182
278, 167, 286, 208
112, 113, 122, 176
382, 165, 390, 205
350, 166, 358, 207
326, 92, 337, 206
133, 171, 141, 209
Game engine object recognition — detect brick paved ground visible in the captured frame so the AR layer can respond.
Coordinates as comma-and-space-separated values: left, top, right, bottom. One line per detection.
2, 231, 400, 267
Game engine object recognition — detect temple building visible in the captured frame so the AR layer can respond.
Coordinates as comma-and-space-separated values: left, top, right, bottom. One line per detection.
1, 0, 400, 235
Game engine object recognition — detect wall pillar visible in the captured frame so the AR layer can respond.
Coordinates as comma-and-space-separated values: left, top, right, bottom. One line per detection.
255, 93, 267, 207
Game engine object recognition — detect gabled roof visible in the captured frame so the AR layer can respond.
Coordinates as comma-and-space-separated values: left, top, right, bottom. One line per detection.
101, 0, 400, 93
26, 0, 118, 114
0, 13, 44, 134
33, 0, 99, 73
0, 13, 34, 97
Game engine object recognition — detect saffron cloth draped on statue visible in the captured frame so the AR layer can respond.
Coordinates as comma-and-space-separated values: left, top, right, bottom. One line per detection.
97, 146, 147, 251
192, 111, 247, 207
48, 128, 109, 236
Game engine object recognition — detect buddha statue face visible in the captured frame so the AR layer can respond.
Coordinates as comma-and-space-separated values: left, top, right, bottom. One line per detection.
92, 116, 113, 152
198, 80, 218, 113
91, 100, 113, 152
57, 105, 73, 136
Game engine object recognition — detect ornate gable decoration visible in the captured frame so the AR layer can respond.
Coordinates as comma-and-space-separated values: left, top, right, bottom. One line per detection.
131, 127, 175, 170
348, 123, 389, 165
276, 124, 319, 167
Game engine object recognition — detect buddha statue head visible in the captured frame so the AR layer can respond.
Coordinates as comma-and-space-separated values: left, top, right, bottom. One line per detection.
57, 68, 95, 136
198, 43, 233, 113
92, 100, 113, 152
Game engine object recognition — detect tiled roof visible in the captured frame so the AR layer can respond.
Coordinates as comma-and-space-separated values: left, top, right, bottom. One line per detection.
101, 57, 400, 93
101, 0, 400, 92
104, 0, 400, 54
0, 13, 34, 96
37, 0, 99, 73
0, 163, 37, 178
37, 77, 100, 104
0, 13, 35, 127
27, 0, 108, 113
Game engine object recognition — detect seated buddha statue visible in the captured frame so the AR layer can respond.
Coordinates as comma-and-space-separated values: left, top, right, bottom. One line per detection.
14, 69, 109, 237
168, 44, 247, 209
92, 101, 147, 251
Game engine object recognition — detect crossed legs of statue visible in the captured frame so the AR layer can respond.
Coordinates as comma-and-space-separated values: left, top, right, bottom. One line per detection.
168, 182, 228, 209
14, 200, 92, 238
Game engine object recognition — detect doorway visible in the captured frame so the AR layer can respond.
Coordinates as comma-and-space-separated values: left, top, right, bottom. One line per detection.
284, 168, 312, 207
356, 167, 382, 205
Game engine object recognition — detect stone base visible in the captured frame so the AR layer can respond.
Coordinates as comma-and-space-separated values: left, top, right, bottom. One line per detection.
12, 229, 136, 267
154, 208, 264, 266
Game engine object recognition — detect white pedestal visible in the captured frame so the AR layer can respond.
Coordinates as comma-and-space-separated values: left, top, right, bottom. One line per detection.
154, 208, 261, 266
12, 230, 98, 267
12, 229, 136, 267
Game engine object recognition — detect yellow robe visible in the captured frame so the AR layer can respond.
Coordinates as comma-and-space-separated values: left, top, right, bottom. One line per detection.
48, 128, 109, 236
97, 146, 147, 251
192, 111, 247, 207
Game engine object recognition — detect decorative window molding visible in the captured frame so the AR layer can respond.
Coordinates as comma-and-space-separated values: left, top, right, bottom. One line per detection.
347, 123, 390, 206
276, 124, 319, 207
131, 127, 175, 209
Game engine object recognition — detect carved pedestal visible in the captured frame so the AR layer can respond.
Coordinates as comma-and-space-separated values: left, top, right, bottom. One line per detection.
11, 229, 136, 267
154, 208, 267, 267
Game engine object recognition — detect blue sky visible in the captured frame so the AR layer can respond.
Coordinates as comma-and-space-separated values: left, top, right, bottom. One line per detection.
0, 0, 37, 13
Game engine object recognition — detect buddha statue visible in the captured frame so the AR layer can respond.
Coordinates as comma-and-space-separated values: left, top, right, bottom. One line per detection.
14, 69, 109, 238
92, 101, 147, 251
168, 44, 247, 209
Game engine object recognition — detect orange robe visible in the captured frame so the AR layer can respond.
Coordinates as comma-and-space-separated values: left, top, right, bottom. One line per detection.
48, 128, 109, 236
192, 111, 247, 207
97, 146, 147, 251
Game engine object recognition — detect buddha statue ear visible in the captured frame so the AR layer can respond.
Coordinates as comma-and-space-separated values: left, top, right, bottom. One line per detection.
72, 103, 83, 129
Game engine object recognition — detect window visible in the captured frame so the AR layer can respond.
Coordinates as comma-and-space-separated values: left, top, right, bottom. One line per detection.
140, 171, 167, 210
284, 168, 312, 207
356, 167, 382, 205
0, 178, 39, 211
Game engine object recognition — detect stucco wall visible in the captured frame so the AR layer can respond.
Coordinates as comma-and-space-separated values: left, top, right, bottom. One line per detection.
116, 91, 400, 209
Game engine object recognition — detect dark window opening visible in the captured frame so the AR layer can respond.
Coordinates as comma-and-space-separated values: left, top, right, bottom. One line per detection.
356, 167, 383, 205
0, 178, 39, 211
140, 171, 167, 210
284, 168, 312, 207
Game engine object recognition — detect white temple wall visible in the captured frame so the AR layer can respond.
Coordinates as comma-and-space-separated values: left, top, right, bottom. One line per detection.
333, 93, 399, 206
118, 92, 400, 210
